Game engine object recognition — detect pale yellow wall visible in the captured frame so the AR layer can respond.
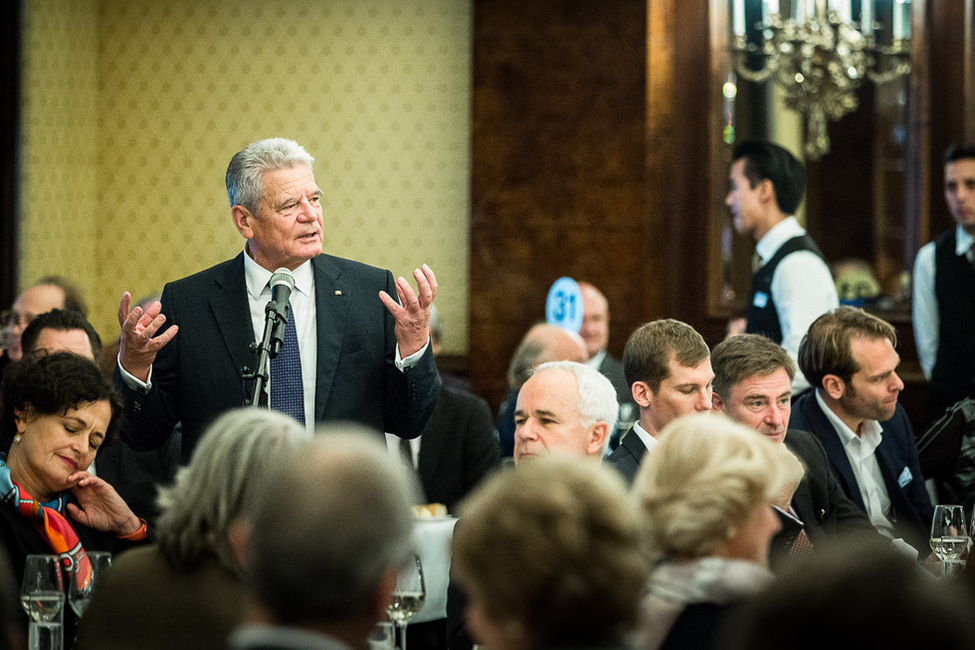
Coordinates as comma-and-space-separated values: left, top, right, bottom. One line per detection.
21, 0, 473, 353
20, 0, 100, 309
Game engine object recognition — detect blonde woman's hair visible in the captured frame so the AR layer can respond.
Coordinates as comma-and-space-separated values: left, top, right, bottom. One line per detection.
634, 412, 802, 561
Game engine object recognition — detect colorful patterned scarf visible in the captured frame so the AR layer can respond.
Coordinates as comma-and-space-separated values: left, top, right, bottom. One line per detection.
0, 454, 91, 589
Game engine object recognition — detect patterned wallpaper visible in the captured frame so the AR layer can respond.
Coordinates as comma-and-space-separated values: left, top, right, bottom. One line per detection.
20, 1, 100, 308
21, 0, 473, 352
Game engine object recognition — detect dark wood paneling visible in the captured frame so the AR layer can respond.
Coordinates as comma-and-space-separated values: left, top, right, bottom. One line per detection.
924, 0, 968, 242
470, 0, 648, 411
470, 0, 972, 429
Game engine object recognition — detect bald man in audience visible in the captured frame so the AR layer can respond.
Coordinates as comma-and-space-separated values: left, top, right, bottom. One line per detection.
513, 360, 618, 463
711, 333, 877, 568
606, 319, 713, 483
21, 309, 180, 525
496, 323, 588, 456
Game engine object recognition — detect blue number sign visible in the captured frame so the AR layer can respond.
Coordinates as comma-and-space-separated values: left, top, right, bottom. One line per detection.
545, 277, 583, 333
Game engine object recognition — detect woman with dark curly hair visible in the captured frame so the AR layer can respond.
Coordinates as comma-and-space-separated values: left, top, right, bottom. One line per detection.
0, 352, 146, 639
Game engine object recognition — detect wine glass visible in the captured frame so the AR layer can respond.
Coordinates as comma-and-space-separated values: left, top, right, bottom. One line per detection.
386, 555, 426, 650
21, 554, 65, 650
20, 555, 64, 624
68, 551, 112, 617
368, 622, 396, 650
930, 504, 968, 577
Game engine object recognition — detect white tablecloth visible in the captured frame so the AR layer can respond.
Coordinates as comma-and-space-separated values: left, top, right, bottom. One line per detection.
410, 517, 457, 624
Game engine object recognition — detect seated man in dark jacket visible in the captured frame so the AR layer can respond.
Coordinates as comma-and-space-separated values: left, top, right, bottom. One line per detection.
711, 333, 878, 569
789, 307, 934, 555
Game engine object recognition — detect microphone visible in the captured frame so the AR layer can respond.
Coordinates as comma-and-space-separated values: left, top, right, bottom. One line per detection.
266, 268, 295, 356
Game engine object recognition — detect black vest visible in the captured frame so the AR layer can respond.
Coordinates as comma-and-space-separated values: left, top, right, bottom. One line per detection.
930, 229, 975, 417
746, 234, 826, 344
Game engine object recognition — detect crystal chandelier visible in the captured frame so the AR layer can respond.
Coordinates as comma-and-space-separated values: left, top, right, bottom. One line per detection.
729, 0, 912, 159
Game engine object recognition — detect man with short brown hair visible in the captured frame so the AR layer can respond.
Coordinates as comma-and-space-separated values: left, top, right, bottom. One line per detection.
605, 319, 713, 483
913, 143, 975, 422
791, 307, 933, 553
711, 333, 876, 566
726, 140, 838, 393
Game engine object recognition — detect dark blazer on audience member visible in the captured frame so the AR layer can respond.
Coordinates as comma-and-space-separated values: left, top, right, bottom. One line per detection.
790, 392, 935, 552
115, 253, 440, 462
76, 544, 244, 650
417, 385, 500, 513
606, 427, 648, 484
770, 429, 878, 566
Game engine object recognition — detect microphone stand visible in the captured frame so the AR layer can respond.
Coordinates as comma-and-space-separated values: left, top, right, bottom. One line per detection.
245, 300, 290, 407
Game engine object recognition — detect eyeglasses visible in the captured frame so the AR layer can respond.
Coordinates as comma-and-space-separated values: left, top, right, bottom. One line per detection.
0, 310, 34, 329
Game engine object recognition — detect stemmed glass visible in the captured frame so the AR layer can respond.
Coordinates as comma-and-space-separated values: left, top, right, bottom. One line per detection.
386, 555, 426, 650
68, 551, 112, 617
20, 554, 65, 650
930, 504, 968, 577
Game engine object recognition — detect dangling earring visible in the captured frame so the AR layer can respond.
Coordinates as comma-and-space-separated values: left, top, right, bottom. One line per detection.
13, 435, 21, 443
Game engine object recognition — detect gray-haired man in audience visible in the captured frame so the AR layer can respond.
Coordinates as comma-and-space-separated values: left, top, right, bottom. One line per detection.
513, 360, 618, 463
231, 429, 418, 650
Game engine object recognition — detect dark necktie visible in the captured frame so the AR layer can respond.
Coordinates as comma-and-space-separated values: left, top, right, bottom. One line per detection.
789, 528, 814, 559
270, 303, 305, 425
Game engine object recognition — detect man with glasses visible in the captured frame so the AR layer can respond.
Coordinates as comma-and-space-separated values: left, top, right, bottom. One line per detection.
0, 276, 86, 373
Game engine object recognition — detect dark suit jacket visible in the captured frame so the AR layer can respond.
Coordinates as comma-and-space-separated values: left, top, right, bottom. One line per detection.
116, 253, 440, 460
76, 545, 244, 650
605, 426, 648, 484
417, 385, 500, 512
95, 429, 181, 526
770, 429, 878, 567
790, 392, 935, 552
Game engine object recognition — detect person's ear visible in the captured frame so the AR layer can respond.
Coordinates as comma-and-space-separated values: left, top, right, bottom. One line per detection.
631, 381, 653, 409
822, 374, 845, 400
13, 405, 34, 434
232, 205, 257, 239
586, 421, 609, 456
711, 392, 726, 412
227, 517, 252, 574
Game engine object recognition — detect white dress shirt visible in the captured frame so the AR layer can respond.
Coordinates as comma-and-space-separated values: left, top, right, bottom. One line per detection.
815, 390, 896, 537
912, 225, 974, 379
631, 420, 660, 455
756, 217, 839, 393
